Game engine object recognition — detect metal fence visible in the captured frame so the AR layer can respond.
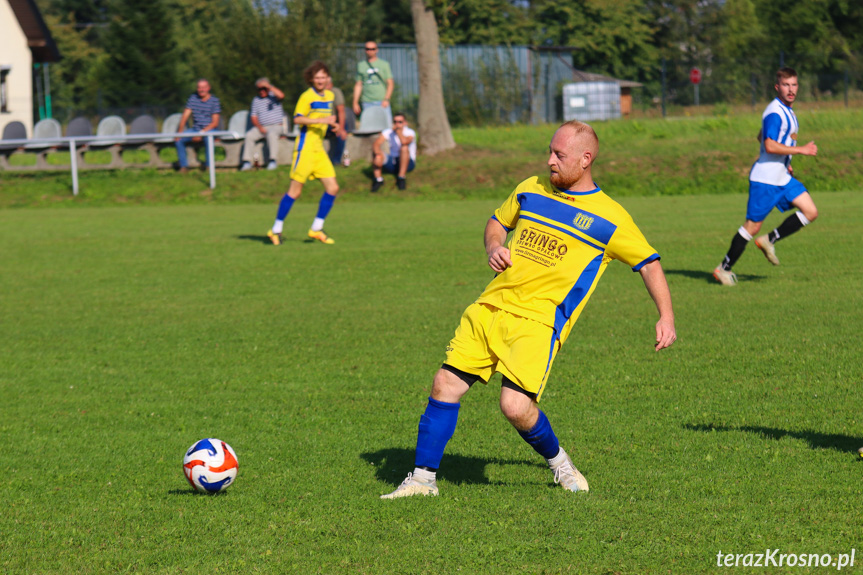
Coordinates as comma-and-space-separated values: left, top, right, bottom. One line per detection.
642, 55, 863, 116
38, 45, 863, 130
331, 44, 579, 125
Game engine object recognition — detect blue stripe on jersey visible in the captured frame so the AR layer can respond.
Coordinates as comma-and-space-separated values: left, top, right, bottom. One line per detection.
632, 253, 660, 271
519, 215, 605, 252
517, 192, 617, 245
491, 215, 513, 232
293, 127, 307, 170
554, 185, 600, 196
762, 113, 782, 143
310, 101, 332, 110
553, 252, 605, 336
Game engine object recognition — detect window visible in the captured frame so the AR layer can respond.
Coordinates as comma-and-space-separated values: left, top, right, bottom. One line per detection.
0, 66, 10, 113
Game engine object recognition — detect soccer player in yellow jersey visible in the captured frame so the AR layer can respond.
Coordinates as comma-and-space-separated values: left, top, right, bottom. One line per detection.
382, 121, 677, 499
268, 61, 340, 246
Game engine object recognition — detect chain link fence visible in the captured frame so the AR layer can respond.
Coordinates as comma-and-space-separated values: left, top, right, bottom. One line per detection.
34, 47, 863, 131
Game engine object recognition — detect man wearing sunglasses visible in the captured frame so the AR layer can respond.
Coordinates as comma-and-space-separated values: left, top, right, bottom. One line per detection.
241, 78, 286, 171
352, 41, 394, 125
371, 113, 416, 191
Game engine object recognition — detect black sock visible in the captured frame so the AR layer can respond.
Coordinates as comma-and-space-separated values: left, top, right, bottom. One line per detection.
721, 231, 750, 271
768, 213, 806, 243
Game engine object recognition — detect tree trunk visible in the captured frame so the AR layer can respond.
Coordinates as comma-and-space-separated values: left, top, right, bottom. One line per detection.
410, 0, 455, 155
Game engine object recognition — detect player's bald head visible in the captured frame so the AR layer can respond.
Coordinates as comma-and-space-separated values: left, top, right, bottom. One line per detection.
556, 121, 599, 165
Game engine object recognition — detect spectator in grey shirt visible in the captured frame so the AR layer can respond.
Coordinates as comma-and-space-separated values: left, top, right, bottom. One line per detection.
241, 78, 286, 171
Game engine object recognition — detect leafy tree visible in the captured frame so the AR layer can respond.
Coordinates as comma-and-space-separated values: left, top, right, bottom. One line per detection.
436, 0, 532, 45
355, 0, 415, 43
42, 12, 108, 118
99, 0, 182, 106
532, 0, 658, 83
200, 0, 358, 115
712, 0, 769, 102
753, 0, 853, 71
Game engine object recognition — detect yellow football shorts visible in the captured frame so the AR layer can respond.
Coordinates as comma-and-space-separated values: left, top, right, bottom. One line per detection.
290, 146, 335, 184
444, 303, 560, 401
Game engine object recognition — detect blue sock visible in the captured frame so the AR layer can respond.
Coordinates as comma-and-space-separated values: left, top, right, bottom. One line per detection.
316, 192, 336, 220
518, 410, 560, 460
415, 397, 460, 470
276, 194, 295, 221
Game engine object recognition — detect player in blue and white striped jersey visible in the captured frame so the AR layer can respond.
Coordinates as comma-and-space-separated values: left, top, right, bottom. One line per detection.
713, 67, 819, 286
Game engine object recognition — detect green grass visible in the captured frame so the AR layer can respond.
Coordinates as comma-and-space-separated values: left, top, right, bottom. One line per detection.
1, 189, 861, 573
2, 107, 863, 208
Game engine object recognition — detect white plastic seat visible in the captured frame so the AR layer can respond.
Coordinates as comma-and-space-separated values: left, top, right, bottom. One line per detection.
154, 113, 182, 143
224, 110, 249, 140
92, 115, 127, 146
25, 118, 63, 149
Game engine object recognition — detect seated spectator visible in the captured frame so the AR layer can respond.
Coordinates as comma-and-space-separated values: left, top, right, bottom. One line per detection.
241, 77, 286, 171
371, 113, 416, 192
175, 79, 221, 173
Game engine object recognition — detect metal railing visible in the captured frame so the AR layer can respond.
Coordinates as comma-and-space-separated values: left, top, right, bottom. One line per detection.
0, 130, 239, 195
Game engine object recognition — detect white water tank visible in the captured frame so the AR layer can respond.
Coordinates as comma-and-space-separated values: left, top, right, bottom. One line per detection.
562, 82, 621, 121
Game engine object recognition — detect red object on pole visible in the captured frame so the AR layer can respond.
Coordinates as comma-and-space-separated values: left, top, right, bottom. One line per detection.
689, 68, 702, 85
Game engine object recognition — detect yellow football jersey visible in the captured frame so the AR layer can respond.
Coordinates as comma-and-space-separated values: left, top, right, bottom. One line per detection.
293, 88, 334, 150
476, 175, 659, 345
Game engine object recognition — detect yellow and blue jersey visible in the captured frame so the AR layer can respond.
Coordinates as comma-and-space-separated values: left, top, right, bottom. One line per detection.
293, 88, 334, 152
476, 175, 659, 345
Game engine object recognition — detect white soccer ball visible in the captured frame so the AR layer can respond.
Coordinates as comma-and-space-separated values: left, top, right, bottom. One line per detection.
183, 438, 239, 494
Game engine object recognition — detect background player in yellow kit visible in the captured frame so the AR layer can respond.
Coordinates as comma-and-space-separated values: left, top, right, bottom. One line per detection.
268, 61, 340, 245
382, 120, 677, 499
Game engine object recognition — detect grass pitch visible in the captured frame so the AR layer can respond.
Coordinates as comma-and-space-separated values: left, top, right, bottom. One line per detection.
1, 189, 861, 573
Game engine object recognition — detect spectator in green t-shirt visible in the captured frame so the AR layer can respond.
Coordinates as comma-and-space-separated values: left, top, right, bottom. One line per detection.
352, 41, 394, 125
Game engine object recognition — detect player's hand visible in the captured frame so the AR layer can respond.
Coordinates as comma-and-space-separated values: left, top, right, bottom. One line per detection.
353, 103, 361, 116
488, 246, 513, 273
260, 127, 267, 134
326, 115, 338, 127
654, 318, 676, 351
799, 141, 817, 156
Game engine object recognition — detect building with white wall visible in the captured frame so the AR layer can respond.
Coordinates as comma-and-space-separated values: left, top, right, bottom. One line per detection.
1, 0, 60, 137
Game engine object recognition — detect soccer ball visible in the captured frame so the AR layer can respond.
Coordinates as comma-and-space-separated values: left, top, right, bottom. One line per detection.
183, 438, 239, 494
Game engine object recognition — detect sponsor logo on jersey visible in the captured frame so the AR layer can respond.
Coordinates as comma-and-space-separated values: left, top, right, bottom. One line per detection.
515, 226, 568, 267
573, 212, 594, 231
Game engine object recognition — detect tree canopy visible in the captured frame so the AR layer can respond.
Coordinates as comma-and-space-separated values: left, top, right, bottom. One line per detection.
34, 0, 863, 122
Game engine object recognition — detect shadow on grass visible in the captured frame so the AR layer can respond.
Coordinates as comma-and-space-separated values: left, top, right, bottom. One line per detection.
664, 268, 767, 284
167, 488, 231, 496
362, 447, 542, 487
236, 234, 273, 245
684, 423, 863, 455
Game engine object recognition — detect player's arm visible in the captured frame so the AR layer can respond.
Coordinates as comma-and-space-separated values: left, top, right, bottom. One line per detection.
266, 83, 284, 100
250, 110, 264, 132
335, 102, 346, 137
174, 108, 193, 141
485, 217, 512, 273
383, 78, 394, 107
352, 81, 363, 116
396, 129, 414, 146
638, 260, 676, 351
764, 138, 817, 157
293, 114, 336, 127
